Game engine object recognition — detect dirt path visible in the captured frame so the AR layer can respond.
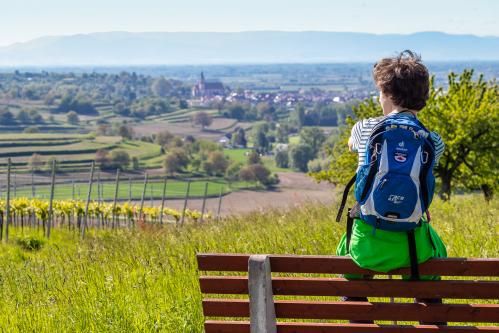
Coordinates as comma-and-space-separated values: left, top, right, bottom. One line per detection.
147, 172, 335, 216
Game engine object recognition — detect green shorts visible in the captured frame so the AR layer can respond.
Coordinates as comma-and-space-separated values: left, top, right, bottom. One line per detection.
336, 219, 447, 280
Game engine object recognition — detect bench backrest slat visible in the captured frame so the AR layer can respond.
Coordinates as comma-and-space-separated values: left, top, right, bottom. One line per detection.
200, 276, 499, 299
204, 321, 499, 333
197, 253, 499, 276
203, 299, 499, 323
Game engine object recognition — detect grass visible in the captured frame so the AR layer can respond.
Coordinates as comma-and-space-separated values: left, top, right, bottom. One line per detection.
224, 148, 292, 172
224, 148, 251, 163
0, 194, 496, 332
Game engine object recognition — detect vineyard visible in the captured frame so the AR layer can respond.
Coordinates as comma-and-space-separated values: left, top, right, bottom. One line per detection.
0, 133, 162, 173
0, 197, 209, 241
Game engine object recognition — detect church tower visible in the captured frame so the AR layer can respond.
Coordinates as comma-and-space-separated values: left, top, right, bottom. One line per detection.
200, 72, 205, 90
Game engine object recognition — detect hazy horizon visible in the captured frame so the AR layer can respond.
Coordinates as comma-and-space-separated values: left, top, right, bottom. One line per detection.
2, 0, 498, 46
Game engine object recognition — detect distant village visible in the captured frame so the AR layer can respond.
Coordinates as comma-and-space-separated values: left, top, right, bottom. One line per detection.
190, 72, 373, 107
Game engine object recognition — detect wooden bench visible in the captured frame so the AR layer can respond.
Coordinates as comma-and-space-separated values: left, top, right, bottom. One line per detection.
197, 253, 499, 333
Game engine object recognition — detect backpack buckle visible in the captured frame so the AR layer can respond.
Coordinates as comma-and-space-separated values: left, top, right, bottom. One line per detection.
422, 151, 429, 164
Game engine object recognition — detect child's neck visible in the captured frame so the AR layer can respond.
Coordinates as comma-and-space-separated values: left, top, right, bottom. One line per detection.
389, 107, 418, 117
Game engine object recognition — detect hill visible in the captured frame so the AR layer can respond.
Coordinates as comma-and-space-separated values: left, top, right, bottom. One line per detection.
0, 31, 498, 66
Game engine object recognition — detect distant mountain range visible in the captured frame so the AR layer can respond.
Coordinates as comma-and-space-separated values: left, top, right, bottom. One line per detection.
0, 31, 498, 66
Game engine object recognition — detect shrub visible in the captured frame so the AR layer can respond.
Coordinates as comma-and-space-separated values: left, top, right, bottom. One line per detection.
16, 236, 44, 251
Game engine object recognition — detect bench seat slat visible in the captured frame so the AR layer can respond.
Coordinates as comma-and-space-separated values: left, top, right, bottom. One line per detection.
200, 276, 499, 299
197, 254, 499, 276
205, 321, 499, 333
202, 299, 499, 323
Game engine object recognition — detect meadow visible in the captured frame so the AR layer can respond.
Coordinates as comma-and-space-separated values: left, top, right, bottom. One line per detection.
0, 194, 496, 332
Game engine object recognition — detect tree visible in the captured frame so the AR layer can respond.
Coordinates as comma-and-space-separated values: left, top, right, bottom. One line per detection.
96, 150, 130, 170
28, 153, 44, 171
29, 110, 44, 124
155, 130, 175, 146
299, 127, 326, 156
276, 124, 289, 143
95, 149, 110, 167
256, 102, 276, 120
291, 103, 306, 128
225, 103, 247, 120
179, 99, 188, 109
17, 109, 31, 123
247, 150, 261, 165
252, 123, 270, 152
225, 162, 242, 181
118, 124, 134, 140
132, 157, 140, 170
67, 111, 80, 124
239, 164, 273, 186
275, 149, 289, 168
205, 151, 229, 176
232, 128, 247, 147
56, 95, 97, 115
164, 148, 189, 174
289, 144, 314, 172
418, 71, 498, 200
109, 150, 131, 170
0, 110, 15, 125
151, 77, 172, 97
192, 111, 213, 130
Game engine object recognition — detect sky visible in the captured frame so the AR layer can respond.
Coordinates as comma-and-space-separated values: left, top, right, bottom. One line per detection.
1, 0, 498, 46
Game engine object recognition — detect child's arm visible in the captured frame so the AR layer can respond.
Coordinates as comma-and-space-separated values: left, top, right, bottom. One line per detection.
430, 131, 445, 166
349, 121, 363, 152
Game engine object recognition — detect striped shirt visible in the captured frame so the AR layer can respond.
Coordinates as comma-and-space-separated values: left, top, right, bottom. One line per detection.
349, 113, 445, 169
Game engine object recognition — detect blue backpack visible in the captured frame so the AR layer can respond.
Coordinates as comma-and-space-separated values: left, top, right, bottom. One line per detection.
354, 113, 436, 231
336, 113, 436, 231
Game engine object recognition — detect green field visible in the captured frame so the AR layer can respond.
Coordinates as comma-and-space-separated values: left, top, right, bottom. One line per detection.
145, 108, 220, 123
0, 194, 496, 332
6, 178, 253, 201
224, 148, 291, 172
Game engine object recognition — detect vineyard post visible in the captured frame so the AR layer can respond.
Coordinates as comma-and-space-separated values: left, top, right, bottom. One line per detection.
97, 171, 101, 203
200, 182, 209, 223
47, 159, 56, 238
112, 169, 120, 228
31, 171, 36, 228
139, 173, 148, 222
13, 173, 16, 198
72, 180, 75, 200
128, 177, 132, 202
31, 170, 35, 198
159, 177, 167, 225
180, 180, 191, 226
81, 162, 95, 237
4, 158, 11, 242
216, 186, 223, 221
150, 181, 153, 206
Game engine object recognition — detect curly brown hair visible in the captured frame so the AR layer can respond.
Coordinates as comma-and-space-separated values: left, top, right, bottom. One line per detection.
373, 50, 430, 111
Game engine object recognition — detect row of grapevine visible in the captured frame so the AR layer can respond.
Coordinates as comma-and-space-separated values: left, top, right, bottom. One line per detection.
0, 198, 209, 235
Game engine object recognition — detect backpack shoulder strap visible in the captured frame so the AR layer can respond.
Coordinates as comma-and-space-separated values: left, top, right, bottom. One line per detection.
336, 174, 357, 222
407, 230, 420, 280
